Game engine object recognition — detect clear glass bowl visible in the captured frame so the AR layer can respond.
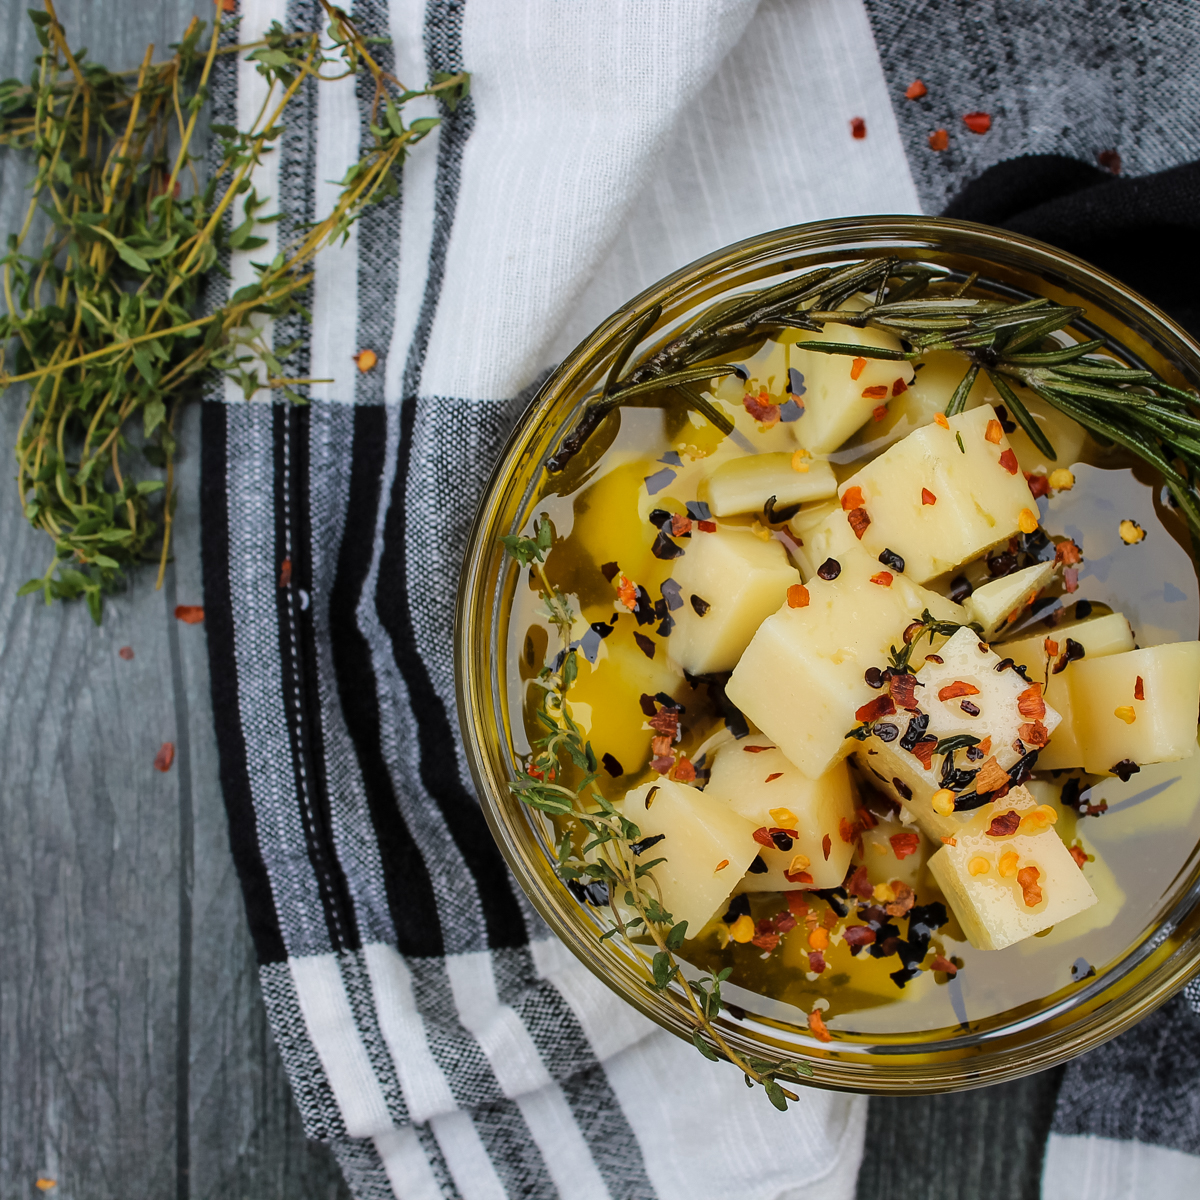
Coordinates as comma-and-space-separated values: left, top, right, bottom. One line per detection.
455, 217, 1200, 1093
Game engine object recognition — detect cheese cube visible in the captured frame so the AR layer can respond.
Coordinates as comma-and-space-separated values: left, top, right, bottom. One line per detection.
995, 611, 1135, 770
814, 405, 1038, 583
621, 779, 760, 932
964, 561, 1056, 640
926, 785, 1096, 950
855, 627, 1060, 840
786, 323, 914, 454
703, 452, 838, 517
725, 547, 964, 779
1070, 643, 1200, 774
667, 527, 799, 675
703, 742, 855, 890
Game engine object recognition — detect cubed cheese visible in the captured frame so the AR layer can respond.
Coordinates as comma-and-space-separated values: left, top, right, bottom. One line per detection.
621, 779, 760, 931
786, 323, 914, 454
666, 527, 799, 675
704, 743, 855, 890
726, 547, 964, 779
926, 785, 1097, 950
964, 561, 1056, 640
995, 611, 1135, 770
854, 627, 1060, 840
1070, 643, 1200, 774
813, 405, 1038, 583
703, 452, 838, 517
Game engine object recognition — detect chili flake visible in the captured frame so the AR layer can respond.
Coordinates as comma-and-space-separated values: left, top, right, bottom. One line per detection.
1097, 148, 1122, 175
752, 827, 776, 848
841, 486, 865, 511
787, 584, 810, 609
1018, 508, 1038, 535
873, 404, 889, 422
765, 772, 784, 783
847, 507, 871, 539
1134, 675, 1145, 701
941, 836, 957, 846
856, 695, 896, 724
870, 570, 894, 587
175, 605, 204, 624
938, 680, 979, 701
928, 128, 949, 151
905, 79, 928, 99
154, 742, 176, 772
850, 357, 867, 380
986, 809, 1021, 837
743, 389, 780, 427
889, 672, 920, 708
1049, 468, 1076, 491
353, 348, 378, 372
791, 448, 811, 473
715, 859, 729, 872
850, 116, 867, 139
931, 955, 958, 976
892, 377, 908, 396
998, 448, 1019, 475
847, 865, 873, 898
963, 111, 992, 134
617, 575, 638, 610
1119, 519, 1145, 545
1069, 845, 1089, 869
670, 513, 692, 537
785, 867, 814, 884
839, 817, 858, 845
862, 385, 889, 400
1017, 683, 1045, 718
1064, 568, 1079, 593
1017, 865, 1043, 906
985, 418, 1003, 444
698, 519, 717, 532
933, 413, 949, 429
729, 913, 755, 942
890, 831, 920, 859
969, 856, 990, 876
808, 926, 830, 950
921, 487, 937, 506
674, 757, 697, 782
119, 646, 135, 660
1055, 539, 1083, 566
1114, 705, 1136, 725
808, 1009, 832, 1042
743, 744, 774, 753
931, 789, 955, 817
1026, 472, 1050, 499
1018, 721, 1049, 747
974, 756, 1008, 793
822, 833, 832, 860
911, 737, 938, 770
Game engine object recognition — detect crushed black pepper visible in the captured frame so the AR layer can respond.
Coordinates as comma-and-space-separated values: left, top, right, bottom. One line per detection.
878, 548, 905, 573
602, 752, 624, 777
817, 557, 842, 580
690, 594, 711, 616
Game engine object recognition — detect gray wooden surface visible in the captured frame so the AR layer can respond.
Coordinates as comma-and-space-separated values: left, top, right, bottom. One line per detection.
0, 3, 1059, 1198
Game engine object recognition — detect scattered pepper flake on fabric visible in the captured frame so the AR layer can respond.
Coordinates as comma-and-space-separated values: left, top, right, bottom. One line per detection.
175, 605, 204, 624
1097, 148, 1122, 175
119, 646, 135, 660
963, 111, 992, 134
154, 742, 176, 772
1119, 519, 1146, 544
905, 79, 928, 99
279, 557, 292, 588
353, 348, 378, 372
850, 116, 866, 139
928, 128, 949, 151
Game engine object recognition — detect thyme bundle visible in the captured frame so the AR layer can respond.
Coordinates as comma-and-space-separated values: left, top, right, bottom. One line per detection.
551, 257, 1200, 545
503, 520, 815, 1109
0, 0, 467, 618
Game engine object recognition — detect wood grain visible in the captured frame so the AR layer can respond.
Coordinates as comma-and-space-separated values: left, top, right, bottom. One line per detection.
0, 3, 349, 1197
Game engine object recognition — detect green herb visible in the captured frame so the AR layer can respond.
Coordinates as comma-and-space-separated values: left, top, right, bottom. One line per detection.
0, 0, 468, 619
889, 609, 975, 672
504, 518, 814, 1106
933, 733, 981, 757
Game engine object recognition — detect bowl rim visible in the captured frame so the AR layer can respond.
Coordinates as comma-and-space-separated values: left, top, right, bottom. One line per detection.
456, 214, 1200, 1094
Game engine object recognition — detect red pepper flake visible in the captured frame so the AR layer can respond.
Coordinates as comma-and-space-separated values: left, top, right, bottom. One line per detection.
279, 558, 292, 588
963, 111, 992, 134
1055, 539, 1083, 566
862, 384, 889, 400
855, 694, 896, 724
1044, 637, 1060, 659
742, 744, 774, 753
978, 736, 992, 756
892, 377, 908, 397
847, 507, 871, 539
822, 833, 832, 860
850, 116, 867, 140
787, 584, 810, 609
986, 809, 1021, 837
941, 836, 957, 846
886, 882, 916, 917
787, 892, 810, 918
774, 912, 797, 933
847, 865, 873, 899
752, 922, 780, 952
931, 955, 958, 976
850, 357, 867, 381
807, 948, 827, 973
1026, 472, 1050, 499
785, 868, 814, 885
743, 389, 780, 427
1017, 721, 1049, 748
985, 418, 1003, 444
1064, 567, 1079, 593
1134, 676, 1145, 701
616, 575, 638, 610
670, 513, 692, 537
1097, 148, 1122, 175
118, 646, 135, 660
870, 570, 894, 587
715, 859, 729, 872
998, 448, 1019, 475
648, 755, 671, 775
651, 734, 673, 757
765, 772, 784, 783
921, 487, 937, 506
910, 736, 938, 770
839, 817, 858, 845
633, 632, 656, 660
698, 520, 716, 532
1017, 683, 1046, 718
353, 348, 378, 372
928, 128, 949, 151
1017, 865, 1043, 906
890, 831, 921, 860
905, 79, 928, 100
873, 404, 889, 422
175, 605, 205, 624
673, 757, 696, 782
752, 827, 776, 848
889, 673, 919, 708
808, 1009, 832, 1042
974, 755, 1007, 792
648, 709, 680, 736
841, 485, 865, 511
844, 925, 877, 948
938, 680, 980, 701
154, 742, 176, 772
856, 806, 879, 831
1069, 845, 1089, 869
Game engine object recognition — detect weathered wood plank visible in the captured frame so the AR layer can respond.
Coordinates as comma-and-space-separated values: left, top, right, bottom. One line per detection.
0, 3, 349, 1197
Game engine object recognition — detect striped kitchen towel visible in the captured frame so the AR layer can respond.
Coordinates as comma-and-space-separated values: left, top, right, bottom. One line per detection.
199, 1, 1200, 1198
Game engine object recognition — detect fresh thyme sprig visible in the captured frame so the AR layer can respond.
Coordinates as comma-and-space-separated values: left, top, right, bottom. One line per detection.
503, 518, 815, 1110
888, 609, 975, 672
549, 256, 1200, 542
0, 0, 468, 619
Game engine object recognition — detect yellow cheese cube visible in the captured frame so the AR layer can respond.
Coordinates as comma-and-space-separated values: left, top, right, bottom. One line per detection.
621, 779, 760, 932
703, 452, 838, 517
725, 547, 963, 779
996, 611, 1135, 770
964, 561, 1056, 640
815, 405, 1038, 583
1070, 643, 1200, 774
786, 324, 914, 454
926, 785, 1097, 950
703, 742, 855, 890
667, 528, 799, 675
855, 627, 1060, 840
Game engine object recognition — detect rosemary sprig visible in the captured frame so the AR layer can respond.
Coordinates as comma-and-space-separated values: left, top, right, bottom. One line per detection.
549, 256, 1200, 544
0, 1, 468, 619
503, 519, 815, 1109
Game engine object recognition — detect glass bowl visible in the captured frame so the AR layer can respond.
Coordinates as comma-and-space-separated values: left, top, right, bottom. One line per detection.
455, 216, 1200, 1094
